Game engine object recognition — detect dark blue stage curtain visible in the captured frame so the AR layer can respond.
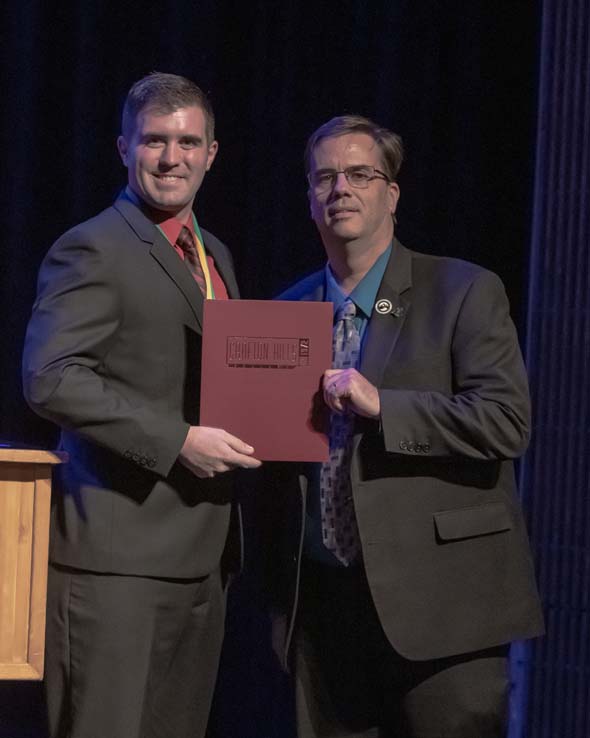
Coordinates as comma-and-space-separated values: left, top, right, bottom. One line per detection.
510, 1, 590, 736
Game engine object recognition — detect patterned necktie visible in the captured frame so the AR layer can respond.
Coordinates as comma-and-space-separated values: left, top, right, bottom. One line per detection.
176, 225, 206, 295
320, 300, 362, 565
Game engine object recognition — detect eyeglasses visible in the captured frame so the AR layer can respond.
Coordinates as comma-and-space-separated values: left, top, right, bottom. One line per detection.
308, 166, 391, 193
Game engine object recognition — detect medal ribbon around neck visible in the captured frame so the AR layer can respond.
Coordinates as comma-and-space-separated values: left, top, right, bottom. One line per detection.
190, 213, 215, 300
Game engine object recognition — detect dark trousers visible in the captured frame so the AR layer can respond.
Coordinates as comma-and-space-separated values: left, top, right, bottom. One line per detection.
45, 564, 225, 738
294, 560, 508, 738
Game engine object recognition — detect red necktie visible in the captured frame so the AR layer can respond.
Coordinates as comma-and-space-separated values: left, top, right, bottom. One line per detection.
176, 225, 206, 295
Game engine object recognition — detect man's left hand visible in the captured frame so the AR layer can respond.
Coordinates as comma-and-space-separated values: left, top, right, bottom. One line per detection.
322, 368, 380, 419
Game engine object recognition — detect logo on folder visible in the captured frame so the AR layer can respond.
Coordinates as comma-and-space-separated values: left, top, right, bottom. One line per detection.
226, 337, 310, 368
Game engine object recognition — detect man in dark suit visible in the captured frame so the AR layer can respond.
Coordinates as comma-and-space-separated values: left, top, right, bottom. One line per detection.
270, 115, 543, 737
22, 72, 261, 738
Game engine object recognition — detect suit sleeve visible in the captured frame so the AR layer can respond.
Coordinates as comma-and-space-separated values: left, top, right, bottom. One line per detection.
378, 270, 531, 460
22, 233, 189, 476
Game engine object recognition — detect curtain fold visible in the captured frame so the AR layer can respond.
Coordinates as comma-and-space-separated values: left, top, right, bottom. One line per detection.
510, 1, 590, 736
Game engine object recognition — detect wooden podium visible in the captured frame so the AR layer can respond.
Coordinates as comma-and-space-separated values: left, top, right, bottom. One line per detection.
0, 448, 66, 680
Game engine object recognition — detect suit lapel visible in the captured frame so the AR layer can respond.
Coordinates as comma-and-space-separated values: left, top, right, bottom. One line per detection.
350, 240, 412, 481
295, 249, 412, 384
202, 233, 240, 299
114, 196, 207, 330
295, 245, 412, 384
150, 230, 205, 329
359, 239, 412, 387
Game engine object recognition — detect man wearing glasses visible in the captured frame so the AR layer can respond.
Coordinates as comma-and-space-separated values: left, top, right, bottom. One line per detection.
269, 115, 543, 737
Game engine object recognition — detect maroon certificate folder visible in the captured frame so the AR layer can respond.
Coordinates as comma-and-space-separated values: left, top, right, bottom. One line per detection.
200, 299, 332, 461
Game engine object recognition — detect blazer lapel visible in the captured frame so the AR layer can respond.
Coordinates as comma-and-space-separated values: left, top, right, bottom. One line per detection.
359, 239, 412, 388
202, 234, 240, 299
150, 230, 205, 329
351, 240, 412, 483
291, 252, 411, 384
114, 196, 206, 330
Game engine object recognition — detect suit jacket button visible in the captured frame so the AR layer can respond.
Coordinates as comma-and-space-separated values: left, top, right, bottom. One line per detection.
407, 442, 416, 452
148, 458, 156, 468
423, 443, 431, 453
399, 440, 408, 451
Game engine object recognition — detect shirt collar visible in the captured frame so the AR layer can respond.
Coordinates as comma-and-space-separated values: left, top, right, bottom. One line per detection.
157, 214, 193, 246
324, 243, 392, 318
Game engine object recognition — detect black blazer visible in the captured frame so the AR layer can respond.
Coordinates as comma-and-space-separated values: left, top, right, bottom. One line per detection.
272, 240, 544, 661
23, 196, 241, 579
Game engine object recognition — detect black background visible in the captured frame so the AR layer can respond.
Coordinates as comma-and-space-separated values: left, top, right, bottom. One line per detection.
0, 2, 538, 736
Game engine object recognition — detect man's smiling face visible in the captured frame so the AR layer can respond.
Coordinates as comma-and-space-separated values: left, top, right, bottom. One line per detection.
117, 105, 218, 222
308, 132, 399, 250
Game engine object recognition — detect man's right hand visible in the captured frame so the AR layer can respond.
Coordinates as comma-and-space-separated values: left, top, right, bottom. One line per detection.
178, 426, 262, 478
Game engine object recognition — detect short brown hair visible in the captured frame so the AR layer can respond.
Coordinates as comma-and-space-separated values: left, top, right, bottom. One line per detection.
304, 115, 403, 182
121, 72, 215, 143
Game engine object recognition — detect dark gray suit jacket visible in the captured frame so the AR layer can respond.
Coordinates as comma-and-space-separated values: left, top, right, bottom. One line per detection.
23, 196, 241, 579
272, 239, 543, 661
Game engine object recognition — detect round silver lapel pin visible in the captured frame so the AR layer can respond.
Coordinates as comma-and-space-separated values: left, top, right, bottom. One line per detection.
375, 299, 393, 315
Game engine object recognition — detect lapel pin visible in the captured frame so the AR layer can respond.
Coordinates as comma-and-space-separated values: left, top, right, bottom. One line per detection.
375, 298, 393, 315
